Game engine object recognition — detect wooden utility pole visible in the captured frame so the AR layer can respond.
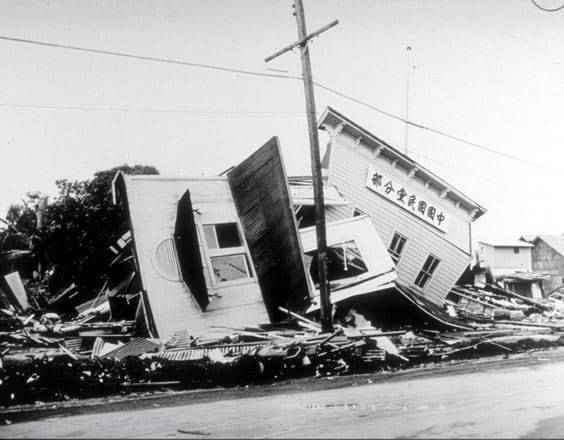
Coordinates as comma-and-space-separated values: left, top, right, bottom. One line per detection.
265, 0, 338, 332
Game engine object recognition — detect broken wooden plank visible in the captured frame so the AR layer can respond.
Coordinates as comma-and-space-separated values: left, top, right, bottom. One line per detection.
278, 306, 321, 331
495, 320, 564, 330
4, 272, 30, 311
449, 289, 498, 310
484, 284, 551, 311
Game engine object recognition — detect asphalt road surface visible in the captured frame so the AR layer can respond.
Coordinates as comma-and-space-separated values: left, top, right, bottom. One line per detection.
4, 350, 564, 438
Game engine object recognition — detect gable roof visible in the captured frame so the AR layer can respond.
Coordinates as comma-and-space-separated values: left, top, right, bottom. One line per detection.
479, 240, 533, 248
535, 235, 564, 257
519, 235, 538, 243
318, 106, 487, 220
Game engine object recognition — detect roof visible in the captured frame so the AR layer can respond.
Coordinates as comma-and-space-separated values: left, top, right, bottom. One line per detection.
318, 106, 487, 220
519, 235, 538, 243
111, 171, 227, 205
497, 272, 548, 281
479, 240, 534, 248
535, 235, 564, 257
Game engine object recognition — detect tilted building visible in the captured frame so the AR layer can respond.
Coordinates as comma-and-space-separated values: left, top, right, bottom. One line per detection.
318, 107, 487, 305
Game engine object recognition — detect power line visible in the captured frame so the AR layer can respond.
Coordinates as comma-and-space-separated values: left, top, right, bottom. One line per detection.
0, 103, 305, 114
408, 150, 534, 196
313, 82, 563, 176
1, 34, 561, 175
0, 35, 302, 81
531, 0, 564, 12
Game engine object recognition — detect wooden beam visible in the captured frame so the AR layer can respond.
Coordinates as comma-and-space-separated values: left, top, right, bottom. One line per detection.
264, 19, 339, 62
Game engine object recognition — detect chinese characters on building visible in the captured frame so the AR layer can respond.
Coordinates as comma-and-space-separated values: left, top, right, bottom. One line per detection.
366, 164, 449, 232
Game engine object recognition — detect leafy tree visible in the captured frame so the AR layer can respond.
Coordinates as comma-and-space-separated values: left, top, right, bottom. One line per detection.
2, 164, 158, 295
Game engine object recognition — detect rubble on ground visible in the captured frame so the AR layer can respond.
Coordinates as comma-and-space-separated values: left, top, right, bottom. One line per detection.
3, 284, 564, 407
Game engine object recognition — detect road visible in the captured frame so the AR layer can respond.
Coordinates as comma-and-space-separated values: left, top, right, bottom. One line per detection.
3, 350, 564, 438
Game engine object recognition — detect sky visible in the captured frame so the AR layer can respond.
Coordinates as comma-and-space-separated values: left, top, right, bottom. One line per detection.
1, 0, 563, 246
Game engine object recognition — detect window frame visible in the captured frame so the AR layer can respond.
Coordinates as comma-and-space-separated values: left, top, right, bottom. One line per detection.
388, 231, 408, 264
306, 239, 369, 289
413, 254, 441, 290
199, 222, 254, 288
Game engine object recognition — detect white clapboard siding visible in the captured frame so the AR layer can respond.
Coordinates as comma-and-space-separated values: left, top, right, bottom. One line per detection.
325, 204, 354, 223
120, 175, 267, 340
327, 135, 472, 304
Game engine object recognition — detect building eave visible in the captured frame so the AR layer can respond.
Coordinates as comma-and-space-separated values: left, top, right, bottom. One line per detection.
318, 106, 487, 221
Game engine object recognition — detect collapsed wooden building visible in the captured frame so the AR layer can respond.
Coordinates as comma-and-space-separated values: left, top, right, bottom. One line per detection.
111, 107, 488, 340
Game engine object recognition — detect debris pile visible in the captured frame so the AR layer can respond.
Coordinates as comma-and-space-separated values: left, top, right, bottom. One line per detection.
447, 284, 564, 329
4, 299, 564, 407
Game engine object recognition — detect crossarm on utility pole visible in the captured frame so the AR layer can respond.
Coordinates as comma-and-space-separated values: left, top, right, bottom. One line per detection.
264, 19, 339, 63
265, 1, 337, 333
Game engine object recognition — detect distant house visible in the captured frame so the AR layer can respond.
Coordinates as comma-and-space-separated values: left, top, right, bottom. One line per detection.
520, 235, 564, 294
478, 240, 544, 299
479, 240, 533, 276
318, 107, 486, 305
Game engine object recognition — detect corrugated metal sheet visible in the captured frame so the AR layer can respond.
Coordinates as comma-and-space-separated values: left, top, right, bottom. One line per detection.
63, 337, 83, 352
156, 342, 267, 361
228, 137, 312, 320
167, 329, 191, 350
101, 337, 161, 360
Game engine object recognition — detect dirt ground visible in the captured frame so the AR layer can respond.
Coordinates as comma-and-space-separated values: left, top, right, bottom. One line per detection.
3, 348, 564, 438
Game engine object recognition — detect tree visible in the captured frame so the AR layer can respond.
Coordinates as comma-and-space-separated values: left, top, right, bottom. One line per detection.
3, 164, 159, 295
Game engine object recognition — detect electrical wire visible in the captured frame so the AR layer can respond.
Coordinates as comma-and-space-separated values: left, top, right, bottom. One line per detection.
313, 81, 563, 176
0, 103, 305, 114
0, 35, 302, 81
530, 0, 564, 12
0, 34, 561, 175
408, 150, 534, 195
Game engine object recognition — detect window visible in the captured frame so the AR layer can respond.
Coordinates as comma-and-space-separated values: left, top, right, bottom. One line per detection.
152, 238, 182, 281
353, 207, 368, 217
211, 254, 251, 282
203, 223, 242, 249
202, 222, 252, 284
295, 205, 316, 229
306, 240, 368, 287
513, 247, 520, 254
388, 232, 407, 264
414, 254, 441, 289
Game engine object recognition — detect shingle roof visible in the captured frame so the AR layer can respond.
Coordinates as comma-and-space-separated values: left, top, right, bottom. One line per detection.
536, 235, 564, 257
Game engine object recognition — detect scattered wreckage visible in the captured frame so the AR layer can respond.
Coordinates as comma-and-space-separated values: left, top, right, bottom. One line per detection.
2, 273, 564, 407
2, 109, 564, 408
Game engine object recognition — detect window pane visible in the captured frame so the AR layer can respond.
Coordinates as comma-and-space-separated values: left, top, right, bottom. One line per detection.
422, 256, 431, 272
428, 257, 440, 274
296, 205, 316, 228
211, 254, 250, 282
396, 236, 406, 254
216, 223, 242, 248
307, 241, 368, 285
203, 225, 218, 249
414, 272, 430, 288
388, 233, 407, 264
390, 234, 399, 251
